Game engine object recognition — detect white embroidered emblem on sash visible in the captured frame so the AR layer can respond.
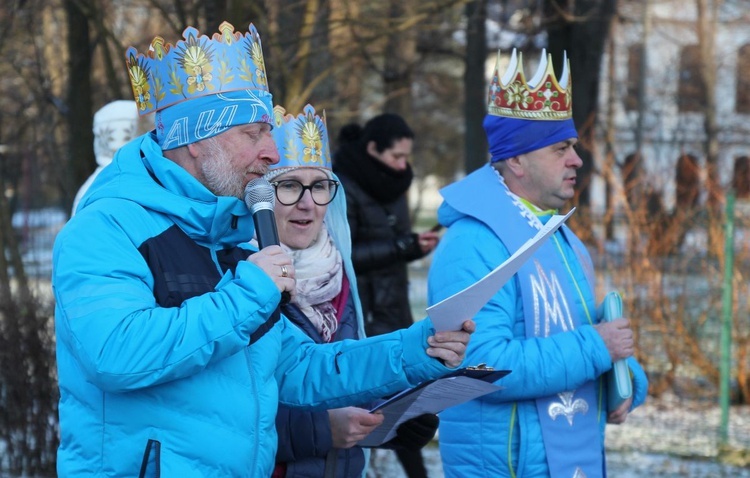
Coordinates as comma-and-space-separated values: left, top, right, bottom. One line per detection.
548, 391, 589, 425
529, 260, 574, 337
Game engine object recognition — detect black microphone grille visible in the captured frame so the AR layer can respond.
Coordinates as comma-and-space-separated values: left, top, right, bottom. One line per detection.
244, 177, 276, 213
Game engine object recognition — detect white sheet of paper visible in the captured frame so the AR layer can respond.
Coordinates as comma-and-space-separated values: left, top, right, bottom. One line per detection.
357, 376, 502, 447
427, 208, 575, 332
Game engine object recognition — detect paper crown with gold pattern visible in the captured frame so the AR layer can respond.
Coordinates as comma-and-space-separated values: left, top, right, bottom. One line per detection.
487, 48, 572, 121
125, 22, 273, 150
484, 48, 577, 162
267, 104, 332, 179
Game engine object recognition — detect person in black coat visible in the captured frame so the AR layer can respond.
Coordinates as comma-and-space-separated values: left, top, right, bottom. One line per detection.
333, 113, 440, 478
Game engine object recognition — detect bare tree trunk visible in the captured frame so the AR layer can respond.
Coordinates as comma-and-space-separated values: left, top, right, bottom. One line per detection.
604, 18, 617, 240
464, 0, 488, 174
697, 0, 720, 208
329, 0, 364, 127
625, 0, 651, 223
64, 0, 94, 212
263, 0, 332, 114
285, 0, 321, 112
634, 0, 651, 161
383, 0, 416, 118
544, 0, 618, 210
0, 191, 16, 305
204, 0, 228, 33
696, 0, 723, 254
227, 0, 266, 27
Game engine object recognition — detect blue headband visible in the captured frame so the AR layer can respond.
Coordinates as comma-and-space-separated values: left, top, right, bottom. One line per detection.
155, 89, 274, 150
483, 115, 578, 162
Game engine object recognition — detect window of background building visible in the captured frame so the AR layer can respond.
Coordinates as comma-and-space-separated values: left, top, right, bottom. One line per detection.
736, 45, 750, 113
625, 44, 642, 111
678, 45, 706, 113
733, 156, 750, 199
675, 153, 700, 208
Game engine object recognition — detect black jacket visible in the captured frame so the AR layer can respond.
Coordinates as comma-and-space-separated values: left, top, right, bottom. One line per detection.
333, 144, 426, 337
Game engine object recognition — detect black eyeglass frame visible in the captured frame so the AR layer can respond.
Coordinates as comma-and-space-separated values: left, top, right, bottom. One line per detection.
269, 178, 340, 206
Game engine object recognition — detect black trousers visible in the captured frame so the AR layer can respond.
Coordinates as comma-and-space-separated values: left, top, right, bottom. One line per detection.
395, 447, 428, 478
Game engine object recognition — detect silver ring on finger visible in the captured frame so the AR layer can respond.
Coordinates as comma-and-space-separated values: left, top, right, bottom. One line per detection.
280, 265, 289, 278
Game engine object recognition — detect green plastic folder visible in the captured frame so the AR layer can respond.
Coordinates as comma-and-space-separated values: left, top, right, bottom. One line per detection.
597, 291, 633, 411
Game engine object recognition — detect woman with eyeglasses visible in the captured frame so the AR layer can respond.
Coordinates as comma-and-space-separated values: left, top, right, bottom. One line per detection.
267, 105, 439, 478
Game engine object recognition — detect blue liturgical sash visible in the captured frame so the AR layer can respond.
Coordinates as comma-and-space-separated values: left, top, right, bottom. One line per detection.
441, 164, 604, 478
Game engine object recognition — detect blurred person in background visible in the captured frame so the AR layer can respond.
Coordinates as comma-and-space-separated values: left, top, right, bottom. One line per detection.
333, 113, 439, 478
71, 99, 141, 215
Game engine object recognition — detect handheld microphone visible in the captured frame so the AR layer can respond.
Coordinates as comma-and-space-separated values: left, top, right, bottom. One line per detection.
244, 177, 290, 304
244, 177, 280, 249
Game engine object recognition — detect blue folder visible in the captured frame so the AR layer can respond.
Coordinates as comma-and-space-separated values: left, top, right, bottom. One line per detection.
597, 291, 633, 411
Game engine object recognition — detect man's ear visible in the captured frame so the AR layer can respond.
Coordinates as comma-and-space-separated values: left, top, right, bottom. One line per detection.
186, 142, 201, 158
504, 155, 525, 177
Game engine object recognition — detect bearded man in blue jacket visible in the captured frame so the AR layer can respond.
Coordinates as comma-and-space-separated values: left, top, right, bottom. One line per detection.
427, 49, 648, 478
53, 22, 473, 477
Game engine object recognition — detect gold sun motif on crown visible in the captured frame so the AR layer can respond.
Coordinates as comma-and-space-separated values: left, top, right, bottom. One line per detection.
297, 111, 325, 165
127, 54, 153, 111
246, 39, 267, 88
177, 34, 215, 95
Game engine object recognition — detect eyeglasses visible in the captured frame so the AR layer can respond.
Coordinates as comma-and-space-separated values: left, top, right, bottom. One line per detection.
270, 179, 340, 206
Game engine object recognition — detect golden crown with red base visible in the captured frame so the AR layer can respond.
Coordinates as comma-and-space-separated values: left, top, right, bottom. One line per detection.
487, 48, 572, 120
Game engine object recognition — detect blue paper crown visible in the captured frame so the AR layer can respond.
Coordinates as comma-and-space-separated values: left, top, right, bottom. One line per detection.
270, 104, 332, 173
125, 22, 269, 115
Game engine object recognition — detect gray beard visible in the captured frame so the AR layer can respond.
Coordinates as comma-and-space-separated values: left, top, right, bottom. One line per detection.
201, 137, 245, 199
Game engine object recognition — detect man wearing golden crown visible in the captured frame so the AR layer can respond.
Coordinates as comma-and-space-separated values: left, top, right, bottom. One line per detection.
427, 49, 649, 478
52, 22, 474, 477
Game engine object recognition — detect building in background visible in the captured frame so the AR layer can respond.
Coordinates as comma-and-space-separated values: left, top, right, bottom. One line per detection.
592, 0, 750, 216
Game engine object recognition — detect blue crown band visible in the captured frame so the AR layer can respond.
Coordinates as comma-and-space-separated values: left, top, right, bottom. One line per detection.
155, 89, 273, 150
484, 115, 578, 162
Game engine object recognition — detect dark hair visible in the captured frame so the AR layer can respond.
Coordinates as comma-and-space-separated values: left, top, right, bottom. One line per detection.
363, 113, 414, 153
336, 123, 364, 146
338, 113, 414, 154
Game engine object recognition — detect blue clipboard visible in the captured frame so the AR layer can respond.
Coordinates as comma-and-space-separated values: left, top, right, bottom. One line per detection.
597, 291, 633, 411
